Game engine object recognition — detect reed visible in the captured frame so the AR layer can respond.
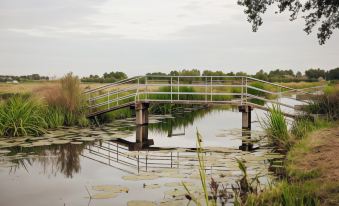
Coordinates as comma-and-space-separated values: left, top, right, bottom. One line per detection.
0, 95, 47, 137
44, 106, 65, 128
261, 105, 290, 150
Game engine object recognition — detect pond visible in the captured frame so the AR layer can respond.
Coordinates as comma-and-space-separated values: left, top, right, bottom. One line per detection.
0, 105, 286, 206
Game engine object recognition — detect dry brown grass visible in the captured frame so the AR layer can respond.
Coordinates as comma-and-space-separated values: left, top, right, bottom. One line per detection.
0, 81, 103, 95
288, 125, 339, 205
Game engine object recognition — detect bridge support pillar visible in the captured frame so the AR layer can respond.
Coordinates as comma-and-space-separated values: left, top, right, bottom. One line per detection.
135, 102, 149, 125
239, 105, 252, 130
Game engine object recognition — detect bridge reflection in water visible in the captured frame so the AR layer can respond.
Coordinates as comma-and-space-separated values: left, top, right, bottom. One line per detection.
81, 124, 255, 175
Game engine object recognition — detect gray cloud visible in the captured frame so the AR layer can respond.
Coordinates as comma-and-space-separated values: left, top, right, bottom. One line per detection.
0, 0, 338, 77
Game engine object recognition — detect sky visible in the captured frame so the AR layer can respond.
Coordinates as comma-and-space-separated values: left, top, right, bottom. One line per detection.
0, 0, 338, 78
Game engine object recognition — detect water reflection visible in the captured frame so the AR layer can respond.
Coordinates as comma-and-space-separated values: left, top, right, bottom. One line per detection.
6, 143, 91, 178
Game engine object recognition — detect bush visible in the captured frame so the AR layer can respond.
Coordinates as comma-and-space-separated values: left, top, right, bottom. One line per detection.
0, 95, 47, 137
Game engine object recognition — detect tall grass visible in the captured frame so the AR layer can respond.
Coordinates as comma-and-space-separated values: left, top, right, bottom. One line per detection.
183, 131, 216, 206
0, 95, 47, 137
261, 105, 290, 150
42, 73, 89, 127
291, 117, 330, 139
244, 181, 319, 206
44, 106, 65, 128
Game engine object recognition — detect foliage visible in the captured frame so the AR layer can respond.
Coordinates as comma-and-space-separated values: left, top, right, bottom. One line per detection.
60, 73, 82, 112
44, 106, 65, 128
305, 86, 339, 120
305, 68, 326, 80
182, 131, 216, 206
326, 67, 339, 80
291, 117, 330, 139
0, 95, 47, 137
261, 105, 290, 150
244, 181, 319, 206
81, 71, 127, 83
237, 0, 339, 44
0, 74, 49, 82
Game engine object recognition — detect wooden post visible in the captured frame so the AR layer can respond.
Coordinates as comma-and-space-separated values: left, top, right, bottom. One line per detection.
238, 105, 252, 129
135, 102, 149, 125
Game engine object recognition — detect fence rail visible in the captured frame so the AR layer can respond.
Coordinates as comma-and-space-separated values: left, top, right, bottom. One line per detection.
84, 75, 324, 117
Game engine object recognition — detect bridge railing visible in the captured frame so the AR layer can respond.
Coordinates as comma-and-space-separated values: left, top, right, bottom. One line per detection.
84, 75, 324, 116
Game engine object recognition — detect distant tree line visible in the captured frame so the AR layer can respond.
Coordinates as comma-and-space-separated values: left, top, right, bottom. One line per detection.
81, 71, 128, 83
146, 67, 339, 82
81, 67, 339, 84
0, 74, 49, 82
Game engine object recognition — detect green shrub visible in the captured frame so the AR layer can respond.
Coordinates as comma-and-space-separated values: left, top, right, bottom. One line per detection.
0, 95, 47, 137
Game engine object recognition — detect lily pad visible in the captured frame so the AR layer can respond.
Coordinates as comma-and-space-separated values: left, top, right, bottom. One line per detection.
122, 174, 160, 181
92, 185, 128, 193
0, 149, 11, 154
127, 200, 157, 206
91, 192, 118, 199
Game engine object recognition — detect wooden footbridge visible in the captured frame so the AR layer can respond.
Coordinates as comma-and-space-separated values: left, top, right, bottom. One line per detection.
84, 76, 322, 129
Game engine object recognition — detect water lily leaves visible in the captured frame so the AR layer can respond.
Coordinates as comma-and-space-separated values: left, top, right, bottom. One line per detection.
91, 192, 119, 199
0, 149, 11, 154
127, 200, 157, 206
159, 200, 187, 206
92, 185, 128, 193
164, 188, 188, 197
164, 182, 194, 187
50, 139, 71, 144
76, 137, 96, 142
122, 173, 160, 181
143, 183, 161, 189
70, 141, 83, 145
89, 185, 128, 199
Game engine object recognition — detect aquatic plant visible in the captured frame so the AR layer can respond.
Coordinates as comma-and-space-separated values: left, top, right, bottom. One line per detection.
0, 95, 47, 137
44, 106, 65, 128
261, 105, 290, 150
182, 130, 216, 206
243, 181, 319, 206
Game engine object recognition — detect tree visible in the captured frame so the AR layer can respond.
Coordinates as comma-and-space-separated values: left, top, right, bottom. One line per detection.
238, 0, 339, 44
326, 67, 339, 80
254, 69, 269, 80
296, 71, 303, 78
305, 68, 326, 79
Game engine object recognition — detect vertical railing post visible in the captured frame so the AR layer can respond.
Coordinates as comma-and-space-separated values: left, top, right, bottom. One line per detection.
245, 77, 248, 104
205, 76, 207, 102
210, 76, 213, 101
117, 88, 119, 106
177, 76, 180, 101
145, 76, 148, 101
171, 77, 173, 103
107, 90, 109, 110
137, 78, 140, 101
241, 77, 244, 105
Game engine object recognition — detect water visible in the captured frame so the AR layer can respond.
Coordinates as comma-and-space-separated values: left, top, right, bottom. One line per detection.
0, 106, 279, 206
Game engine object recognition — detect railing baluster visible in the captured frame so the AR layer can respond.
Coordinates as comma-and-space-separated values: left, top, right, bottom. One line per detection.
205, 76, 207, 102
171, 77, 173, 103
107, 90, 109, 110
210, 76, 213, 101
177, 76, 180, 101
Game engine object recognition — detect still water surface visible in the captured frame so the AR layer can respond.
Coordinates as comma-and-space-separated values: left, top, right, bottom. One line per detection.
0, 106, 281, 206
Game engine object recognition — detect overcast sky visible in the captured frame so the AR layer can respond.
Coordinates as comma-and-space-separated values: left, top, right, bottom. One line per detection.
0, 0, 338, 77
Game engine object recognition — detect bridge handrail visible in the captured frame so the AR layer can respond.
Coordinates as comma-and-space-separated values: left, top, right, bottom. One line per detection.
83, 76, 141, 94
